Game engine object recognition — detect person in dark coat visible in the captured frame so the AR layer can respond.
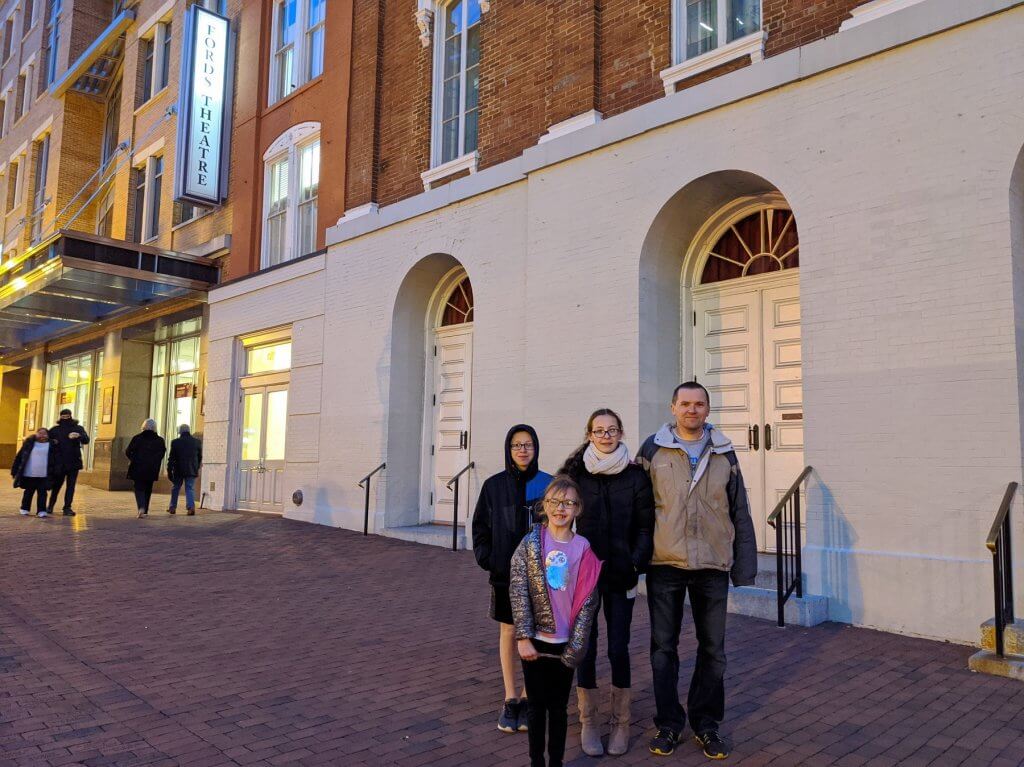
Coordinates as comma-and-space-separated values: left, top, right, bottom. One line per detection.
471, 423, 553, 735
47, 408, 90, 516
126, 418, 166, 518
558, 408, 654, 757
166, 424, 202, 516
12, 428, 63, 517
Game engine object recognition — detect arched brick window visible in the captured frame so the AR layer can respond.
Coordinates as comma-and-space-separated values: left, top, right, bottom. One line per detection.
700, 207, 799, 284
441, 277, 474, 326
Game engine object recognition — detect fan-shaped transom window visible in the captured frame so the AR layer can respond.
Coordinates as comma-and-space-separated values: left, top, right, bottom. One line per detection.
441, 277, 474, 326
700, 207, 799, 284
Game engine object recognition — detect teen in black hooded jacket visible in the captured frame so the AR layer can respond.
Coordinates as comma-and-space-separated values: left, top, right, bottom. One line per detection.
471, 424, 553, 735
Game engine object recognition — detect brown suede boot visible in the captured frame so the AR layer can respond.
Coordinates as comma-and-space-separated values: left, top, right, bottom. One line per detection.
577, 687, 604, 756
607, 686, 632, 755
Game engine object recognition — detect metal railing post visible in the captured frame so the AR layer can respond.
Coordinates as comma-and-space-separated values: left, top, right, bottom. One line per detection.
446, 462, 475, 552
985, 481, 1018, 657
794, 489, 803, 599
776, 507, 785, 627
357, 462, 386, 537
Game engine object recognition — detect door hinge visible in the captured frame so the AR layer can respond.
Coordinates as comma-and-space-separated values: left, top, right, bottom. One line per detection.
693, 374, 698, 382
432, 394, 436, 406
431, 444, 435, 455
693, 311, 696, 326
433, 345, 437, 356
429, 492, 434, 506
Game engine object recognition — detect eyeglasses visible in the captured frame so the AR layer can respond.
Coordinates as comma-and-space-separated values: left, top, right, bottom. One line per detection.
590, 428, 621, 438
510, 442, 535, 451
543, 498, 579, 511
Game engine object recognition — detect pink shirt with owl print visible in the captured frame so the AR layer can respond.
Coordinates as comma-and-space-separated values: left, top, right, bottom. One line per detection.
536, 527, 592, 643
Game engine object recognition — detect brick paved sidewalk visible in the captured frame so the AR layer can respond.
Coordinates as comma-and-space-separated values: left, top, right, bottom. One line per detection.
2, 485, 1024, 767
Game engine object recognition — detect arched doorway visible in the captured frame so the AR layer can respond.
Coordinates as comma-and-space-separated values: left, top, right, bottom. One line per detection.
689, 196, 803, 550
423, 271, 474, 525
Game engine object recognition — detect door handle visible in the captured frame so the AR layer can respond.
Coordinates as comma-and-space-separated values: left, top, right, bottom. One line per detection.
749, 424, 759, 451
460, 430, 468, 450
764, 424, 772, 451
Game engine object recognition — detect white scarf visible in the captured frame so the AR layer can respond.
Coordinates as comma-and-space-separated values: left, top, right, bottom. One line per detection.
583, 442, 630, 475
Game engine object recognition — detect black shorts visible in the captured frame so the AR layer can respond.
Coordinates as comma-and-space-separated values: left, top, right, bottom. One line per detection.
491, 584, 514, 625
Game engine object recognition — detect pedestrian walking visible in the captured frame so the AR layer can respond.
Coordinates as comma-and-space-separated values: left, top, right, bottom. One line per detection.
637, 382, 757, 760
126, 419, 166, 519
12, 428, 63, 518
557, 408, 654, 756
47, 408, 90, 516
471, 424, 553, 734
166, 424, 202, 516
510, 475, 602, 767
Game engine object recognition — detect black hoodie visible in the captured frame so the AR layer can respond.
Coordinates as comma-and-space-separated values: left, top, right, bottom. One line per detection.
49, 418, 90, 471
471, 424, 554, 587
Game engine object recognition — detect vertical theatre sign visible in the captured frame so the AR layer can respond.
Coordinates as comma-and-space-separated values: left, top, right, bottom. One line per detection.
175, 5, 233, 206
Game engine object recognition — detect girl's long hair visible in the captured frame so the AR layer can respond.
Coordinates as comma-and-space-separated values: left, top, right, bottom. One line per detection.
557, 408, 624, 478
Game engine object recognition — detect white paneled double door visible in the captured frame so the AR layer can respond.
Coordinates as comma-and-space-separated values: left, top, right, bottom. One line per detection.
693, 277, 804, 550
427, 325, 473, 525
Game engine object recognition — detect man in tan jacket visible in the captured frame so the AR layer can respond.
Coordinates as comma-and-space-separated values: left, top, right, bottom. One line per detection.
636, 382, 756, 760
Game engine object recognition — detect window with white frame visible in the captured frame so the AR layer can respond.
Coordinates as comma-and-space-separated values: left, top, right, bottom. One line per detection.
432, 0, 480, 167
132, 155, 163, 242
140, 21, 171, 103
2, 16, 13, 61
29, 133, 48, 244
43, 0, 60, 86
21, 64, 33, 114
96, 183, 113, 237
674, 0, 760, 63
269, 0, 325, 105
5, 159, 18, 212
262, 124, 320, 268
23, 0, 34, 35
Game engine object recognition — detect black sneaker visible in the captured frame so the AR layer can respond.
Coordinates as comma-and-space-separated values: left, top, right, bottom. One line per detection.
62, 509, 75, 516
649, 728, 680, 756
497, 699, 519, 733
695, 730, 729, 760
516, 697, 528, 732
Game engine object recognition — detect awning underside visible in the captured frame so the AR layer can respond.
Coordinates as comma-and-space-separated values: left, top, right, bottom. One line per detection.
0, 232, 218, 353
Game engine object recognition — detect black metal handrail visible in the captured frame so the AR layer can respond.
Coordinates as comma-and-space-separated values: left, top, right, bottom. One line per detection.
986, 481, 1018, 657
767, 466, 813, 627
357, 462, 386, 535
446, 462, 475, 551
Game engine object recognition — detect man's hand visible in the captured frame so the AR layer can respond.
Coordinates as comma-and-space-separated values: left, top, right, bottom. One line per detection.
69, 432, 79, 440
518, 638, 538, 661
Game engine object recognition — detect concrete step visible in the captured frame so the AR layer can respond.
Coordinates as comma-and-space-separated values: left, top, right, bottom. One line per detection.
636, 574, 829, 627
754, 551, 808, 591
969, 650, 1024, 681
980, 619, 1024, 654
381, 524, 468, 551
728, 585, 829, 627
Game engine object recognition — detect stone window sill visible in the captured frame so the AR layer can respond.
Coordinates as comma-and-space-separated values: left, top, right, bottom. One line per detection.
660, 31, 765, 96
421, 151, 478, 191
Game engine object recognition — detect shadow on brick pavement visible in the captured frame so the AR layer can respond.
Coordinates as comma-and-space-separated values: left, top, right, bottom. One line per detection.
1, 485, 1024, 766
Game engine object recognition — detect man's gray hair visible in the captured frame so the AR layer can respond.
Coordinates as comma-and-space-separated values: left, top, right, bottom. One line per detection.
141, 418, 157, 431
178, 424, 191, 435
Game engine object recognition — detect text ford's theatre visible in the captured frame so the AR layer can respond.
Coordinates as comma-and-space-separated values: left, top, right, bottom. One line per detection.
175, 5, 233, 205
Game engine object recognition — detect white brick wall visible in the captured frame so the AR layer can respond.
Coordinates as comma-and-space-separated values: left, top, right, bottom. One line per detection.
206, 11, 1024, 642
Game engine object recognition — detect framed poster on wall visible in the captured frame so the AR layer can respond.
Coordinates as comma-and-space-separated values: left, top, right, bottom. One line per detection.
24, 400, 36, 434
101, 386, 114, 424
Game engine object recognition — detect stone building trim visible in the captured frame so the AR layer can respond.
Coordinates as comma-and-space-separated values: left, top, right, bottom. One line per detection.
538, 110, 603, 145
840, 0, 928, 31
415, 0, 490, 47
420, 150, 477, 190
659, 30, 765, 96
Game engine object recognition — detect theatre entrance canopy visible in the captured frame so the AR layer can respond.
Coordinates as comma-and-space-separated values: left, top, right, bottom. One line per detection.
0, 232, 219, 358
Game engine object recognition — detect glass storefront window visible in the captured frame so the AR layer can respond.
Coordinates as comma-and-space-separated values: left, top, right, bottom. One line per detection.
43, 350, 101, 469
246, 341, 291, 374
149, 317, 202, 443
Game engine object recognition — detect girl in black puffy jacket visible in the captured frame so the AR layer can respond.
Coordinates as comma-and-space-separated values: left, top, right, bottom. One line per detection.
558, 408, 654, 757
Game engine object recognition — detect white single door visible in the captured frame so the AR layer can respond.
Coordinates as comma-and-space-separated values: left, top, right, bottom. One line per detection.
694, 289, 766, 548
236, 385, 288, 513
430, 326, 473, 525
760, 282, 804, 549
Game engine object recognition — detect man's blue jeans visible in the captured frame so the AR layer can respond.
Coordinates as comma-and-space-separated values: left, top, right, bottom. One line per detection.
647, 565, 729, 735
169, 476, 196, 511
